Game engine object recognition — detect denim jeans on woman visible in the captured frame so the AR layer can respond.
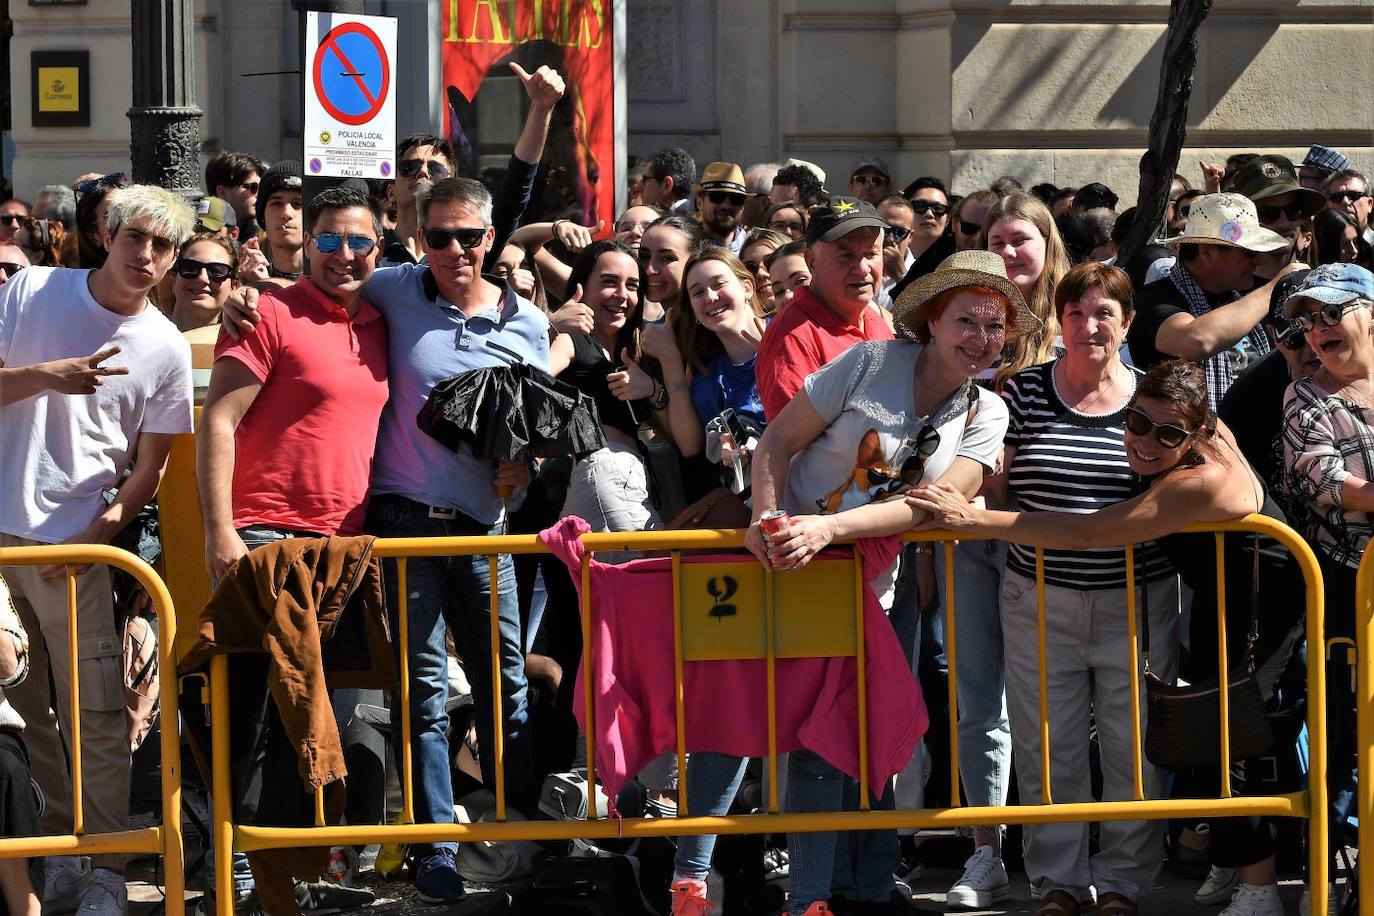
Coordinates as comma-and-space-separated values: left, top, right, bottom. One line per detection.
365, 495, 533, 857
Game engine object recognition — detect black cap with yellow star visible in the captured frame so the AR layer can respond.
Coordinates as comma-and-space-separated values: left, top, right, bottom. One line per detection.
806, 195, 889, 246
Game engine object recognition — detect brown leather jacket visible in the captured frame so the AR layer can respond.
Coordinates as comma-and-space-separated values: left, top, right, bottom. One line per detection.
180, 535, 392, 788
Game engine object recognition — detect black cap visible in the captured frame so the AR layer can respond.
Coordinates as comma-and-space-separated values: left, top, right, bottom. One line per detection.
805, 195, 889, 246
1233, 155, 1325, 218
1268, 267, 1312, 340
1075, 182, 1119, 211
255, 160, 303, 227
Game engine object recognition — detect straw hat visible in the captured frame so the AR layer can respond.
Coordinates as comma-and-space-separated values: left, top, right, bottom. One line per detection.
892, 250, 1040, 341
1165, 192, 1287, 252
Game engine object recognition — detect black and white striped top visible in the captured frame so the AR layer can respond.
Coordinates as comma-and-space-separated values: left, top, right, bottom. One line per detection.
1003, 361, 1174, 590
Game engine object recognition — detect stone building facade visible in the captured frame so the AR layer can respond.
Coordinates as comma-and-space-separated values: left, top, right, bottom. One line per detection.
7, 0, 1373, 200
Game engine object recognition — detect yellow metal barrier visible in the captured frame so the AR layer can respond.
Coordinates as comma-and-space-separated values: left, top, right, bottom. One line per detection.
13, 519, 1308, 911
0, 545, 184, 915
196, 517, 1330, 914
1355, 546, 1374, 909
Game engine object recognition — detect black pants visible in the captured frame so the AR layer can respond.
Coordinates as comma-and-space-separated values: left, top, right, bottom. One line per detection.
0, 727, 44, 913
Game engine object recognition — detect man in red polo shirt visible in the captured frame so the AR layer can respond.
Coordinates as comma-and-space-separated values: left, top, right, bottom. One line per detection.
198, 183, 388, 576
755, 195, 893, 420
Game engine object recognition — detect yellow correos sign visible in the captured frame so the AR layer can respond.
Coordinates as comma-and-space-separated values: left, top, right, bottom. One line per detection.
37, 67, 80, 112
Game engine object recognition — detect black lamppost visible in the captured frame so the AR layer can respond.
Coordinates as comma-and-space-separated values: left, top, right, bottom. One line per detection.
128, 0, 203, 196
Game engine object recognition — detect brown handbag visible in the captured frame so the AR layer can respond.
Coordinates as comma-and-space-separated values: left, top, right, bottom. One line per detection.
667, 485, 752, 530
1142, 533, 1274, 770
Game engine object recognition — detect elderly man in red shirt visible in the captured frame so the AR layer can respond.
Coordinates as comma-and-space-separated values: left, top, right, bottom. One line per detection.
755, 195, 893, 421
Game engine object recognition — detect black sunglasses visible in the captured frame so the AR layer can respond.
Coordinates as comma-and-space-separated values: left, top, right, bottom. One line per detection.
1256, 202, 1306, 224
707, 191, 747, 207
1293, 301, 1365, 333
174, 258, 233, 283
313, 232, 377, 256
869, 424, 942, 491
0, 262, 26, 279
1330, 190, 1369, 204
958, 220, 981, 236
910, 200, 949, 217
1124, 407, 1191, 449
238, 181, 260, 194
743, 259, 768, 275
883, 225, 912, 243
399, 158, 452, 180
74, 172, 128, 194
1177, 204, 1193, 219
424, 226, 487, 250
0, 214, 24, 226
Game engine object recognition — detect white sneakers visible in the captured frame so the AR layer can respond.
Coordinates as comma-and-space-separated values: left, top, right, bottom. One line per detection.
1219, 883, 1284, 916
77, 869, 127, 916
946, 845, 1010, 910
1196, 866, 1240, 905
41, 860, 125, 916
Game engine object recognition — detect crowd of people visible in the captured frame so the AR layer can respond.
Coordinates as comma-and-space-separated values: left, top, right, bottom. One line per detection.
1, 52, 1373, 916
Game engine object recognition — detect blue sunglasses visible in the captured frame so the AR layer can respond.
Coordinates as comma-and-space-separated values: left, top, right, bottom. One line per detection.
312, 232, 377, 256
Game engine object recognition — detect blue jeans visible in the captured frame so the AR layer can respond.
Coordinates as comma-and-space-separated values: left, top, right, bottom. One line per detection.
934, 539, 1011, 809
786, 749, 898, 913
674, 752, 750, 879
366, 495, 532, 856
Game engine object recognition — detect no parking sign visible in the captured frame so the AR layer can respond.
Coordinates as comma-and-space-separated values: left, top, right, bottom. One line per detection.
303, 11, 396, 179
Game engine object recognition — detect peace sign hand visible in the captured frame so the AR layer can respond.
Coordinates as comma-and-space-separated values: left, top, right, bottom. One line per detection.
42, 346, 129, 395
509, 62, 566, 111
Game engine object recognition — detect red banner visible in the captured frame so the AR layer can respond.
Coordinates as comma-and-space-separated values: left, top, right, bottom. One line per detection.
440, 0, 615, 232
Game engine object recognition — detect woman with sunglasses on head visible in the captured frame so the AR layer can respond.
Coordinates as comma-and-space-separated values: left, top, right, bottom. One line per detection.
729, 253, 1030, 916
763, 201, 807, 242
72, 175, 128, 269
910, 357, 1304, 916
638, 215, 707, 323
171, 233, 240, 331
1280, 263, 1374, 903
1311, 208, 1374, 270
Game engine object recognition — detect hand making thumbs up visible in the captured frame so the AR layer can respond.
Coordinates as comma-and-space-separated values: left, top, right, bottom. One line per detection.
509, 61, 566, 111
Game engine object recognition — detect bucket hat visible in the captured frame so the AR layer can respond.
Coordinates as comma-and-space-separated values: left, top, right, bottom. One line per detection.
1165, 193, 1287, 253
892, 249, 1040, 341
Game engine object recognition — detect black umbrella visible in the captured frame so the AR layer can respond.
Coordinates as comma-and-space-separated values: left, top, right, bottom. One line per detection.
417, 363, 605, 494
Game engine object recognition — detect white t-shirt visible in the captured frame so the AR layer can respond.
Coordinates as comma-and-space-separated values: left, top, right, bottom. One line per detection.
783, 339, 1008, 519
0, 267, 193, 542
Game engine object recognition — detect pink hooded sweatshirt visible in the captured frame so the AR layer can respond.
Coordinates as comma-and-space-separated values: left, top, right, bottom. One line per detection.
540, 516, 928, 805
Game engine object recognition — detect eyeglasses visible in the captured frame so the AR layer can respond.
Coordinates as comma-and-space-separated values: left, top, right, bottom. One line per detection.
238, 181, 260, 194
910, 200, 949, 217
0, 262, 26, 279
74, 172, 128, 194
1292, 301, 1365, 333
1330, 190, 1369, 204
1124, 407, 1192, 449
958, 220, 981, 236
851, 175, 888, 187
423, 226, 487, 250
768, 220, 804, 234
883, 225, 912, 243
1256, 202, 1306, 224
313, 232, 378, 256
707, 191, 747, 207
173, 258, 233, 283
399, 158, 452, 180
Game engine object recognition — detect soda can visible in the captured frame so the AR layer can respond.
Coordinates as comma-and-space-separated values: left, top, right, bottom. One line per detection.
759, 509, 790, 538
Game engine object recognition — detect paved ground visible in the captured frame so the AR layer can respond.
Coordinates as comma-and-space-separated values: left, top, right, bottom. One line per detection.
122, 829, 1352, 915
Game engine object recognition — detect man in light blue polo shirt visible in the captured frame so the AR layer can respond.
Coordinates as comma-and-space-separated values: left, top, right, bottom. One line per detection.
361, 177, 550, 904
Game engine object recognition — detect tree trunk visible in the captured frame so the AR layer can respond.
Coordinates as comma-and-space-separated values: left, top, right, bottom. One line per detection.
1119, 0, 1213, 266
